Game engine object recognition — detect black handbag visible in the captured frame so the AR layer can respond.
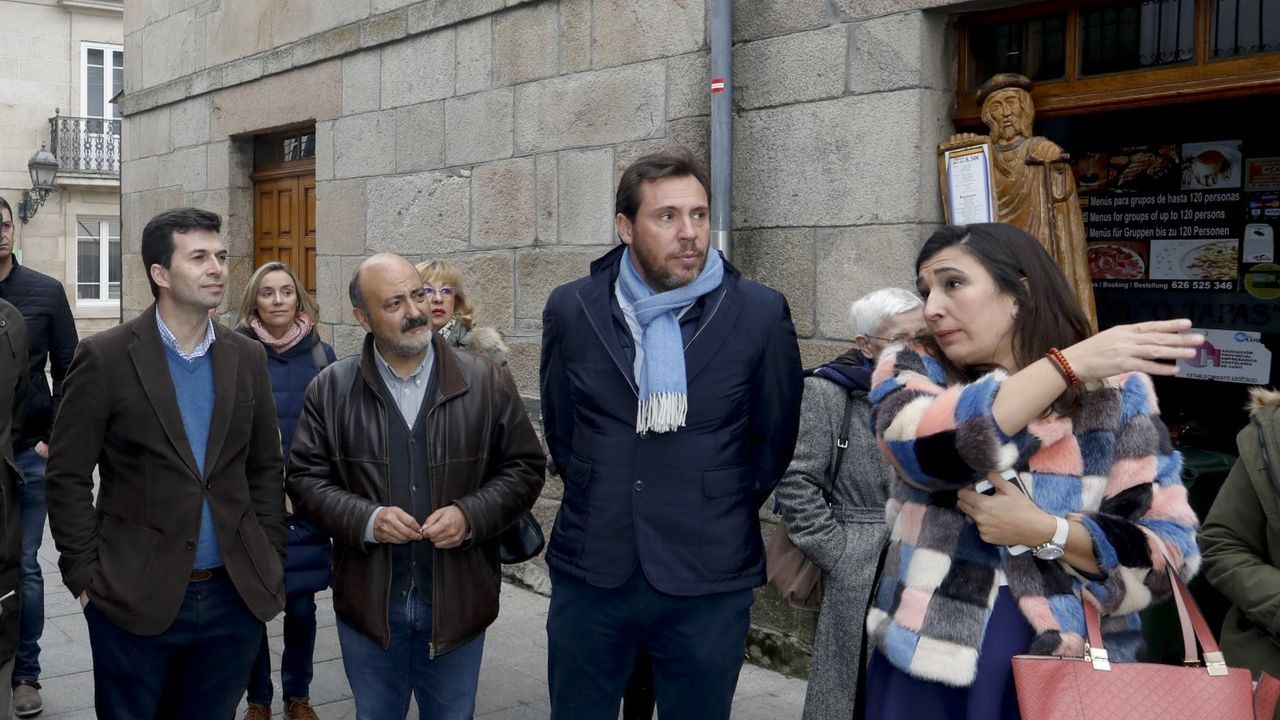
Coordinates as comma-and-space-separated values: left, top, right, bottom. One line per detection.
497, 512, 545, 565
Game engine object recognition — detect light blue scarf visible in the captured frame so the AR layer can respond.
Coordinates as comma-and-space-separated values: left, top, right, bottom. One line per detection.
616, 247, 724, 433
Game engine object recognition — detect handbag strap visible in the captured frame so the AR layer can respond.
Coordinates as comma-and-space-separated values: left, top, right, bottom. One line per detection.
1082, 541, 1225, 674
832, 391, 856, 479
310, 338, 330, 371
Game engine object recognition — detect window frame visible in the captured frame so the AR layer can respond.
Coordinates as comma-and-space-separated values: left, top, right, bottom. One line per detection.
75, 216, 121, 306
80, 41, 124, 121
954, 0, 1280, 124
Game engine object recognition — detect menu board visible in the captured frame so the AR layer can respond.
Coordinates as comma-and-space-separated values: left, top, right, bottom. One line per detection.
1077, 138, 1280, 334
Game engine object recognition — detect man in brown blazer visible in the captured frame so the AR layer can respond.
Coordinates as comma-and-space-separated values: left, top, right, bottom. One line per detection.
45, 208, 287, 719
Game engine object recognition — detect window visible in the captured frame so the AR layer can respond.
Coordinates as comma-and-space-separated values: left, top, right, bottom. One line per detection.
76, 218, 120, 302
81, 42, 123, 123
1078, 0, 1195, 75
253, 130, 317, 169
1212, 0, 1280, 57
968, 14, 1068, 88
955, 0, 1280, 122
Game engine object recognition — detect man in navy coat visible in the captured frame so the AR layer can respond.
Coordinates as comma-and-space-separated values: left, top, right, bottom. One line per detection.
539, 148, 803, 720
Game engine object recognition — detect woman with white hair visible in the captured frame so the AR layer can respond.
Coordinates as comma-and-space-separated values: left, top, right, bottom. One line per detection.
773, 287, 925, 720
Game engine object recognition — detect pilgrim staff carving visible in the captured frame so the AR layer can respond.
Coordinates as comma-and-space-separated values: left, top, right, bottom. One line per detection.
940, 73, 1098, 332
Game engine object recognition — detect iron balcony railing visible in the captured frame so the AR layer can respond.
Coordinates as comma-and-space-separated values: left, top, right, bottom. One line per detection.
49, 114, 121, 176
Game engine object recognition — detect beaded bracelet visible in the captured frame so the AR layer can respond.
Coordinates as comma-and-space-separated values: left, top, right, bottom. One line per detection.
1046, 347, 1081, 389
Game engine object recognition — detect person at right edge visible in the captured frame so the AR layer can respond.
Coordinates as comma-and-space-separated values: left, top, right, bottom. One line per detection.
539, 148, 803, 720
864, 222, 1202, 719
1201, 388, 1280, 691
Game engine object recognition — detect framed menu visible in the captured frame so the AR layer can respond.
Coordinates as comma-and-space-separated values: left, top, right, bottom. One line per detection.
939, 139, 998, 226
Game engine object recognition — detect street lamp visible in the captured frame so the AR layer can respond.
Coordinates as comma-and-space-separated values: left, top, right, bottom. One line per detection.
18, 144, 59, 224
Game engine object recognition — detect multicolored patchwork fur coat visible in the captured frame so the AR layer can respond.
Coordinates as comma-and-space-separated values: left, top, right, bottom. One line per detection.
865, 344, 1201, 688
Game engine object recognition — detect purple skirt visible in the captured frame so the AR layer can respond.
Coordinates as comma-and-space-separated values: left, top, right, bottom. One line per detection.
863, 587, 1034, 720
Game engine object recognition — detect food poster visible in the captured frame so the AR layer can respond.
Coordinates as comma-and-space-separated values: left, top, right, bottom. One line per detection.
1080, 184, 1245, 290
1070, 130, 1280, 404
1021, 97, 1280, 446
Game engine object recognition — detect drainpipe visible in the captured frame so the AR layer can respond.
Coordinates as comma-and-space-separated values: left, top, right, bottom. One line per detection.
709, 0, 733, 262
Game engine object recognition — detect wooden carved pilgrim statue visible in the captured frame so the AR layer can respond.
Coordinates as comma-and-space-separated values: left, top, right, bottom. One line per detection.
944, 73, 1098, 331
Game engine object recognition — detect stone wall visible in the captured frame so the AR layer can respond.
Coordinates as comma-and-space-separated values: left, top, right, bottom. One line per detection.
120, 0, 980, 672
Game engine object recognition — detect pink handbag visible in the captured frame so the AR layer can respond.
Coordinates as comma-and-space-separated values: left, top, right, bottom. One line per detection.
1012, 559, 1260, 719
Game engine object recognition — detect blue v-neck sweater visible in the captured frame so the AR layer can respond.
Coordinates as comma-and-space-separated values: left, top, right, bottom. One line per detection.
163, 345, 224, 570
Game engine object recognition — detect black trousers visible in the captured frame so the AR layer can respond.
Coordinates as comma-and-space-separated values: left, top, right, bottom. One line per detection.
548, 566, 754, 720
623, 651, 655, 720
84, 572, 263, 720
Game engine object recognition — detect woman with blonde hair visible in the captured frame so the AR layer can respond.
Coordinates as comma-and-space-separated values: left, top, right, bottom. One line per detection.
234, 261, 336, 720
416, 260, 509, 366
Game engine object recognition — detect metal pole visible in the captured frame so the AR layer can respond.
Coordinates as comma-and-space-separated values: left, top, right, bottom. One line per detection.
709, 0, 732, 261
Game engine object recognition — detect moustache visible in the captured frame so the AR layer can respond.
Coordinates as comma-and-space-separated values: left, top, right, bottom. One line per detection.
400, 315, 430, 333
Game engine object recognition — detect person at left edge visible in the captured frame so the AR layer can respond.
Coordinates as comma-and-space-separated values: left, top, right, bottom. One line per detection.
44, 208, 287, 720
287, 253, 545, 720
0, 196, 79, 719
0, 297, 31, 716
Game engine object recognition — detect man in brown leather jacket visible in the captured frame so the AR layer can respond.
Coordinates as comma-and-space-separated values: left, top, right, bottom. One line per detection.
287, 253, 544, 720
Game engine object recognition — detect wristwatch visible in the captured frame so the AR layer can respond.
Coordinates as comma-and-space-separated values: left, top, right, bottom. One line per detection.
1033, 516, 1070, 561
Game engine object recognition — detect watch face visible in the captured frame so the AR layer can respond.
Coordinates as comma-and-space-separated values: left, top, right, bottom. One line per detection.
1034, 544, 1064, 561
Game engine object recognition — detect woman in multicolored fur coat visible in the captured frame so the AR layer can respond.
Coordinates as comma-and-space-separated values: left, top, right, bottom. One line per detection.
864, 223, 1203, 719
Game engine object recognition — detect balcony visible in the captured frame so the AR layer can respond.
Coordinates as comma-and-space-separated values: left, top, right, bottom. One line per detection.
50, 114, 121, 187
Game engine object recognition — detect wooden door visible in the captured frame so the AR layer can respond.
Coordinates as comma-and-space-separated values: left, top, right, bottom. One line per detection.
252, 167, 317, 295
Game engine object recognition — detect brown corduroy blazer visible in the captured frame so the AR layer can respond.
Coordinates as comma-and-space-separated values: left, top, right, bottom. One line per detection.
45, 304, 287, 636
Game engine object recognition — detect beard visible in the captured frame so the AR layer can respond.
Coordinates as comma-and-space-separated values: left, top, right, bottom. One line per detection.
631, 242, 707, 292
375, 315, 432, 358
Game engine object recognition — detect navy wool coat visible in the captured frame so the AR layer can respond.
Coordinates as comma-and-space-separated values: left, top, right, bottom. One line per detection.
238, 326, 336, 596
540, 245, 803, 596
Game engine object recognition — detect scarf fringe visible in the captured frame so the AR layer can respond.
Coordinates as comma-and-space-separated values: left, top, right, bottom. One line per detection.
636, 392, 688, 434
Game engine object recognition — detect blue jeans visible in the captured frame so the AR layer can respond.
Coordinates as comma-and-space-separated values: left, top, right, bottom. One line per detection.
547, 567, 754, 720
246, 592, 318, 703
84, 572, 263, 720
336, 588, 485, 720
13, 448, 46, 685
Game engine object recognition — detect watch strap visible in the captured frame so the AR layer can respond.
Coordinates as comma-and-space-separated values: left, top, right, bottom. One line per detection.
1051, 516, 1069, 547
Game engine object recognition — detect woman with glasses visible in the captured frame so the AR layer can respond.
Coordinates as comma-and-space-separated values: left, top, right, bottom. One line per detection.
773, 288, 925, 720
415, 260, 509, 367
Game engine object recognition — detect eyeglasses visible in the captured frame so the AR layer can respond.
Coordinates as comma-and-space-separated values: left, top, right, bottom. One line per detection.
865, 334, 913, 344
422, 285, 454, 298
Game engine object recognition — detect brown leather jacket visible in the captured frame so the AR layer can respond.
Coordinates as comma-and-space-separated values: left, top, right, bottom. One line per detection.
286, 332, 545, 655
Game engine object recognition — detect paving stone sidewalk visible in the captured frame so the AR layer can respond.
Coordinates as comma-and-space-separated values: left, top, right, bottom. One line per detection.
28, 520, 806, 719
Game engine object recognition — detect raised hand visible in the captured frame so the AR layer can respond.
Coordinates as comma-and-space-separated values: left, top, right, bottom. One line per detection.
1059, 319, 1202, 382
